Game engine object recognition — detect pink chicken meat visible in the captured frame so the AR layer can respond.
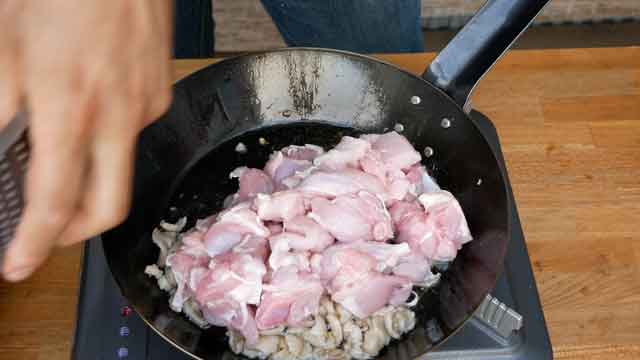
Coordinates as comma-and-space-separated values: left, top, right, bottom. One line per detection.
255, 266, 324, 330
308, 191, 393, 242
161, 131, 473, 341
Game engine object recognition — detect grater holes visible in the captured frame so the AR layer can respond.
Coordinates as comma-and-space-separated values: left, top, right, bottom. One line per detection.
3, 181, 16, 192
1, 172, 11, 182
13, 141, 26, 152
8, 198, 19, 209
0, 132, 29, 249
0, 219, 11, 230
16, 151, 28, 163
4, 193, 17, 205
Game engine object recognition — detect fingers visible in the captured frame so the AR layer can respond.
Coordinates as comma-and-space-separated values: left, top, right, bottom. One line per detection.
146, 64, 173, 122
1, 0, 176, 281
146, 1, 173, 122
2, 92, 93, 281
58, 90, 139, 245
0, 46, 21, 130
0, 2, 23, 129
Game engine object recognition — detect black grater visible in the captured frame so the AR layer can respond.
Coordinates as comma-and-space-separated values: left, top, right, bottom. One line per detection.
0, 113, 29, 265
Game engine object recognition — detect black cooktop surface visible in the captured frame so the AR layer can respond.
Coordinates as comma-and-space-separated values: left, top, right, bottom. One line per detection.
71, 111, 552, 360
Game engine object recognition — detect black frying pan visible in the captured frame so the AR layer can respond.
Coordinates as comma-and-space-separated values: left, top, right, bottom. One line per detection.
103, 1, 549, 358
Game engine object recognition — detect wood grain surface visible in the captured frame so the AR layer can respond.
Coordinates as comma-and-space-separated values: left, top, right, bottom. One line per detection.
0, 47, 638, 359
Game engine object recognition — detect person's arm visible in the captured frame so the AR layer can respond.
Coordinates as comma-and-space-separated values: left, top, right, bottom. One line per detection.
0, 0, 173, 281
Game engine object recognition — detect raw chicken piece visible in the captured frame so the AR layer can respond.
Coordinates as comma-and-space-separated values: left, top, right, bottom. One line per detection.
309, 191, 393, 242
265, 214, 334, 273
318, 248, 378, 284
204, 204, 269, 257
297, 169, 386, 199
319, 246, 412, 318
264, 152, 311, 188
195, 216, 216, 232
284, 215, 335, 252
358, 132, 423, 203
391, 191, 472, 262
202, 303, 259, 345
361, 131, 421, 171
254, 191, 306, 222
229, 167, 274, 205
268, 233, 311, 272
256, 266, 324, 329
281, 144, 324, 161
165, 251, 209, 312
233, 235, 269, 263
278, 165, 316, 190
360, 150, 412, 203
266, 222, 283, 235
336, 241, 411, 273
393, 253, 439, 285
332, 272, 412, 317
388, 200, 423, 225
264, 144, 323, 190
179, 229, 209, 259
319, 242, 411, 283
405, 165, 440, 196
359, 149, 386, 181
198, 252, 266, 305
309, 253, 323, 275
418, 191, 473, 248
313, 136, 371, 170
386, 169, 412, 203
165, 229, 209, 312
195, 252, 267, 344
216, 203, 270, 236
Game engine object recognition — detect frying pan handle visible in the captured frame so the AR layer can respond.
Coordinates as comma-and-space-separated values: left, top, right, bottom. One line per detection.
423, 0, 550, 112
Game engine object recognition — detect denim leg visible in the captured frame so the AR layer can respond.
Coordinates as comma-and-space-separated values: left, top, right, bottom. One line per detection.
260, 0, 424, 53
173, 0, 215, 58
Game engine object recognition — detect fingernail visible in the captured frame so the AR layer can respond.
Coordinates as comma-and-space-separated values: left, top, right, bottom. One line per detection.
4, 266, 34, 282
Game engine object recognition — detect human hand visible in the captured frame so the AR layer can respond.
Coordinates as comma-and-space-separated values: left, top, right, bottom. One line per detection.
0, 0, 173, 281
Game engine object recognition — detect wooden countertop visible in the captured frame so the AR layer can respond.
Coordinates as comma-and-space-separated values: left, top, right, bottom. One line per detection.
1, 47, 639, 359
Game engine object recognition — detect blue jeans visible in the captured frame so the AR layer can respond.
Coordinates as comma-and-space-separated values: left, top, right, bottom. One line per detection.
260, 0, 424, 53
173, 0, 423, 58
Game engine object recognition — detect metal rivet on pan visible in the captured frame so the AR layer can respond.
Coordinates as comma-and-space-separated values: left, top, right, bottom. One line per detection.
410, 96, 421, 105
441, 118, 452, 128
235, 142, 248, 154
424, 146, 434, 158
394, 123, 404, 132
254, 98, 261, 105
259, 137, 268, 145
477, 178, 483, 185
